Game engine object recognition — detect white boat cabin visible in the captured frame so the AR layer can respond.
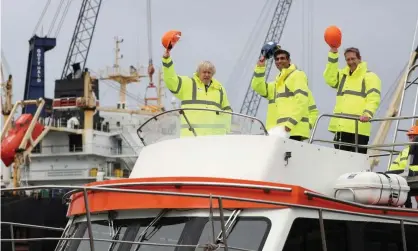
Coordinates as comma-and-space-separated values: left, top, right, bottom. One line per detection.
51, 109, 418, 251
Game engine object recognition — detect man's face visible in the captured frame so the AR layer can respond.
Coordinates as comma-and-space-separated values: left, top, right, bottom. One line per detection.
408, 134, 418, 142
198, 68, 213, 85
274, 53, 290, 70
345, 51, 361, 71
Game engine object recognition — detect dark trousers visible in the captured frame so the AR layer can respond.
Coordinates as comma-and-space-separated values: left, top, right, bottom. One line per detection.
290, 136, 303, 141
333, 132, 369, 154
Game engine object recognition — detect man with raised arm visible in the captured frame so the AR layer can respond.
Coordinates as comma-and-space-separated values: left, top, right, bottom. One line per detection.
323, 46, 381, 154
252, 46, 316, 141
162, 49, 232, 137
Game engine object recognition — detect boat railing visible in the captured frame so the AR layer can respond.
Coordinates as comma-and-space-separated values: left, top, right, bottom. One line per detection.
30, 143, 141, 156
136, 108, 268, 146
1, 183, 418, 251
309, 113, 418, 170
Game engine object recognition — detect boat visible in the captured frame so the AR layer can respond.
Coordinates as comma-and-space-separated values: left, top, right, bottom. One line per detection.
2, 1, 418, 250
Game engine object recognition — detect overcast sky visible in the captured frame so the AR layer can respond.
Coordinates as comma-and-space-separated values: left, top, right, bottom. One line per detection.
1, 0, 418, 171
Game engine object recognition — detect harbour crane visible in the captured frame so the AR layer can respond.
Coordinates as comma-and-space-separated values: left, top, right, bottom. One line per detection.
240, 0, 293, 117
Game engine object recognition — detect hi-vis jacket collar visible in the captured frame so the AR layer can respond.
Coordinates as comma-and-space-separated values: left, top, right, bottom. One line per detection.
275, 64, 297, 82
341, 61, 368, 76
193, 73, 222, 90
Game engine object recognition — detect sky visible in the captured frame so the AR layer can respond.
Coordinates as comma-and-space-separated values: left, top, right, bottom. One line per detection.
1, 0, 418, 171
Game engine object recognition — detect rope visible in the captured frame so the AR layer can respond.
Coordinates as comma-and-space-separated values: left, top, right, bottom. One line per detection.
32, 0, 51, 35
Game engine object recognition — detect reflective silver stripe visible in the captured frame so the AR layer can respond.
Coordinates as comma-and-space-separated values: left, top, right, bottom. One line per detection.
181, 78, 223, 109
268, 69, 296, 104
277, 117, 309, 125
181, 124, 226, 129
253, 71, 268, 98
337, 74, 367, 97
191, 78, 197, 99
309, 105, 317, 110
219, 88, 224, 107
163, 61, 173, 68
366, 88, 380, 95
253, 72, 264, 78
328, 57, 338, 63
181, 100, 222, 109
294, 89, 308, 97
400, 157, 408, 161
363, 109, 373, 117
169, 76, 182, 94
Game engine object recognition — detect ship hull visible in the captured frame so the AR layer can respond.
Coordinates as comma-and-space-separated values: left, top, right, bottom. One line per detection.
1, 195, 68, 251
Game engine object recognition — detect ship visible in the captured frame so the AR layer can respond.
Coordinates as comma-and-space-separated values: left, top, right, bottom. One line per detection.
1, 0, 180, 250
2, 0, 418, 250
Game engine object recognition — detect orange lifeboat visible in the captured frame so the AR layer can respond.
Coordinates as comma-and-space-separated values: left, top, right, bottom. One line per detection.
1, 114, 45, 166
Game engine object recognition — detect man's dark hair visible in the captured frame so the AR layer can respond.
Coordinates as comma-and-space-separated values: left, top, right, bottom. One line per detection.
274, 49, 290, 60
344, 47, 361, 59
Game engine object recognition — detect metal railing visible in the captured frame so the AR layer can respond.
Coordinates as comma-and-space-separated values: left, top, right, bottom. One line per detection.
1, 183, 418, 251
309, 114, 418, 170
136, 108, 269, 146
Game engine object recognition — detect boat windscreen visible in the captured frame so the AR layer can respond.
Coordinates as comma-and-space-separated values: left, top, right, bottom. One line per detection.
58, 216, 270, 251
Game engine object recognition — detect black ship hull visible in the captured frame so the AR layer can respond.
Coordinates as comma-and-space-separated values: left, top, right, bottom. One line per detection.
1, 194, 68, 251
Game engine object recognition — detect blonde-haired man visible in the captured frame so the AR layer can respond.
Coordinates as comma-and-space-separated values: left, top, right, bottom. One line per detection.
162, 50, 232, 137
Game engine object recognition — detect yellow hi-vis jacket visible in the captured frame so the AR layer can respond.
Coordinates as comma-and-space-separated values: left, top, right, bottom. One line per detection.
323, 52, 381, 136
308, 89, 319, 130
162, 56, 232, 137
251, 63, 312, 139
388, 146, 418, 172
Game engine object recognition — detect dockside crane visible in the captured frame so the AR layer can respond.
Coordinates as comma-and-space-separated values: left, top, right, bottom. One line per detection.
240, 0, 293, 117
61, 0, 103, 80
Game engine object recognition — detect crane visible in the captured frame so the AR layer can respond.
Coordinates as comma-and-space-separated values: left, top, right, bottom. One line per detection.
240, 0, 293, 117
61, 0, 103, 80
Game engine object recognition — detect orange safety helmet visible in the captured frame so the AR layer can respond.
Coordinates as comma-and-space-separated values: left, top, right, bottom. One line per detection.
324, 25, 342, 48
406, 125, 418, 136
161, 30, 182, 50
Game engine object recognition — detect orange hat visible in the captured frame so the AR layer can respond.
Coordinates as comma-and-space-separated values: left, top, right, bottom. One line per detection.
161, 30, 182, 50
406, 125, 418, 135
324, 25, 342, 48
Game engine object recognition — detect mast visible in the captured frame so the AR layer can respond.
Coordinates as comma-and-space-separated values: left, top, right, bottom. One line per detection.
369, 45, 418, 170
100, 37, 145, 109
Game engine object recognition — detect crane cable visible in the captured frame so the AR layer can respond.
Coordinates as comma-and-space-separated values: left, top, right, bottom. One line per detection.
146, 0, 155, 84
54, 0, 73, 38
47, 0, 65, 36
226, 0, 275, 89
32, 0, 51, 35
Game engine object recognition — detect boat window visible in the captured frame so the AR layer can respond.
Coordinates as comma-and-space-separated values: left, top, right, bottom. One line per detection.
362, 221, 418, 251
194, 217, 270, 251
282, 218, 348, 251
60, 217, 196, 251
59, 216, 270, 251
282, 217, 418, 251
